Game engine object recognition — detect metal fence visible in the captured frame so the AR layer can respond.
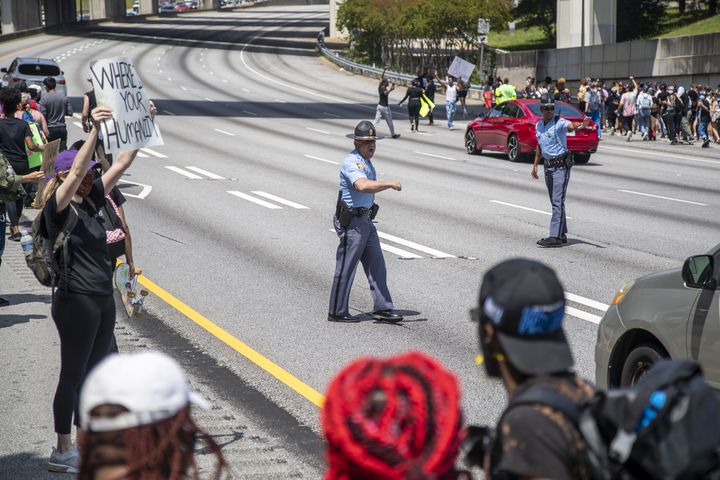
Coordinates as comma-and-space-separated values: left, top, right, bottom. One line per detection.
316, 32, 485, 96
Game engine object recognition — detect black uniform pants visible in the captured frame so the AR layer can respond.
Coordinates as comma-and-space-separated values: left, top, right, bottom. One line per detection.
52, 290, 115, 434
408, 100, 421, 129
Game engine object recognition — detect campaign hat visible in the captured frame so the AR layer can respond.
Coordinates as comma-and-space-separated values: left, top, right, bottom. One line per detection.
346, 120, 384, 140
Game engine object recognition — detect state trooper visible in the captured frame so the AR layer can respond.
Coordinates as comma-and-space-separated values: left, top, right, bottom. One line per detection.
531, 95, 590, 248
328, 121, 403, 323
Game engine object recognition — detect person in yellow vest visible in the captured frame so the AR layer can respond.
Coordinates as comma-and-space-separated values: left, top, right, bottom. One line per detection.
497, 78, 517, 104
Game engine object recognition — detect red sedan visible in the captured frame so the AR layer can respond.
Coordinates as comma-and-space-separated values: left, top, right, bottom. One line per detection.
464, 100, 599, 164
174, 3, 190, 12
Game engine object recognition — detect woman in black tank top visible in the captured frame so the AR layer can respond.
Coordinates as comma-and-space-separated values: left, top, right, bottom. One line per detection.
399, 80, 425, 132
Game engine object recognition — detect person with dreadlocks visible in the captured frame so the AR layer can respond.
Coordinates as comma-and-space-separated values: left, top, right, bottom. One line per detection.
78, 351, 228, 480
322, 351, 472, 480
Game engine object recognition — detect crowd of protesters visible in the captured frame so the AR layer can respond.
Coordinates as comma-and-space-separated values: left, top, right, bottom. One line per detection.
512, 75, 720, 148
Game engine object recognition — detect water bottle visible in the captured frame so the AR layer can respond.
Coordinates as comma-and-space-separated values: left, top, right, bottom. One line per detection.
20, 230, 33, 257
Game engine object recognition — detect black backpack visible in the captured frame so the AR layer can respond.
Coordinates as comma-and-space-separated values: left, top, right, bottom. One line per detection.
509, 360, 720, 480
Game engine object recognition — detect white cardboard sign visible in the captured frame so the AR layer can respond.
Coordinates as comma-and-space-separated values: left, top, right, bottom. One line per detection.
447, 56, 475, 83
90, 57, 163, 154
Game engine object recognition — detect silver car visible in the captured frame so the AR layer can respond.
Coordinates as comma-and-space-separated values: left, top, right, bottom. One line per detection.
596, 243, 720, 392
1, 57, 66, 96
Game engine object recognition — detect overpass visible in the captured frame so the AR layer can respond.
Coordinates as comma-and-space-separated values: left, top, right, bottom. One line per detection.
0, 0, 226, 36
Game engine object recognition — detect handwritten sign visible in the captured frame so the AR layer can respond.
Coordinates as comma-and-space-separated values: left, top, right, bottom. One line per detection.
90, 57, 163, 154
448, 56, 475, 83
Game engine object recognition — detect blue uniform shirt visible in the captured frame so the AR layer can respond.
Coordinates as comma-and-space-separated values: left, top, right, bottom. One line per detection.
339, 149, 376, 208
536, 116, 571, 159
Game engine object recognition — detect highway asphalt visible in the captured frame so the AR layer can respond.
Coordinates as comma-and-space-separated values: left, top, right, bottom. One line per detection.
2, 3, 719, 463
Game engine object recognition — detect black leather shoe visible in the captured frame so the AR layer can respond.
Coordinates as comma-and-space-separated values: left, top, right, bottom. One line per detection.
560, 235, 568, 244
328, 314, 360, 323
0, 297, 8, 307
537, 237, 563, 248
372, 310, 404, 322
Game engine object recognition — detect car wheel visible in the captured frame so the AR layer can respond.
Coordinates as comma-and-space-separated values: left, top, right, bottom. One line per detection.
620, 344, 666, 387
465, 130, 480, 155
574, 153, 591, 164
507, 134, 523, 162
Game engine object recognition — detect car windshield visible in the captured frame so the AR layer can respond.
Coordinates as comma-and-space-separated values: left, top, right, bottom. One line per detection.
18, 64, 60, 76
527, 102, 584, 117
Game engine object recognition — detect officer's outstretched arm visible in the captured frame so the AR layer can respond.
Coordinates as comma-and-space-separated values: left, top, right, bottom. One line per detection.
354, 178, 402, 193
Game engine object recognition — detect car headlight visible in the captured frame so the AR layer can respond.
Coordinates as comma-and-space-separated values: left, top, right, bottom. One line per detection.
611, 281, 635, 305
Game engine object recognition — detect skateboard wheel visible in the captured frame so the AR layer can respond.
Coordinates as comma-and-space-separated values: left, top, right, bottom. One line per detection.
140, 290, 149, 296
127, 292, 136, 299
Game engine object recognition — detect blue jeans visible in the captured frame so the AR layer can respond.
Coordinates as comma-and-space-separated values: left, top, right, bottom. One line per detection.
639, 107, 651, 136
698, 120, 709, 141
445, 101, 457, 128
588, 110, 601, 138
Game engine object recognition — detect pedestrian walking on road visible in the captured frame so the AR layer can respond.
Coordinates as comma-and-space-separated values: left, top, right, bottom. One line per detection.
468, 258, 595, 479
584, 81, 602, 139
398, 79, 424, 132
697, 90, 712, 148
372, 67, 400, 139
531, 95, 590, 248
636, 84, 653, 140
618, 77, 638, 140
328, 121, 403, 323
42, 107, 141, 474
322, 351, 471, 480
424, 70, 437, 125
434, 69, 460, 130
39, 77, 72, 152
78, 351, 228, 480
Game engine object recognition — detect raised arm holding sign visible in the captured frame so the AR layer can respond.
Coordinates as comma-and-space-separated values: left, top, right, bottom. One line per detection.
90, 57, 163, 154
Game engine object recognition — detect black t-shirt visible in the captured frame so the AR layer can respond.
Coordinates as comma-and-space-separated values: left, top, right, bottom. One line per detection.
493, 374, 595, 480
378, 83, 389, 107
425, 79, 436, 97
44, 177, 112, 295
688, 89, 699, 106
403, 86, 424, 103
657, 91, 669, 114
699, 98, 712, 123
0, 118, 32, 173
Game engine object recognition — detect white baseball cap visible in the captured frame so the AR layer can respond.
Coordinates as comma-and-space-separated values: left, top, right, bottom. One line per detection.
80, 351, 209, 432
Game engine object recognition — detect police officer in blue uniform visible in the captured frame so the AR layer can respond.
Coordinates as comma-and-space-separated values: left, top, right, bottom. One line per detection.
532, 95, 590, 248
328, 121, 403, 323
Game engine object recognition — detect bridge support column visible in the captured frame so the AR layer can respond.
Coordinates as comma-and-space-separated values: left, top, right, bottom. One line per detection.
89, 0, 127, 20
1, 0, 42, 34
138, 0, 158, 15
43, 0, 76, 27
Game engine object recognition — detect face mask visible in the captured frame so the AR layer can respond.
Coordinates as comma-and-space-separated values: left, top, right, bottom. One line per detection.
76, 172, 93, 197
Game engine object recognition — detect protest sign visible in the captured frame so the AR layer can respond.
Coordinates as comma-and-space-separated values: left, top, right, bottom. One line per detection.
33, 139, 61, 208
90, 57, 163, 154
447, 56, 475, 83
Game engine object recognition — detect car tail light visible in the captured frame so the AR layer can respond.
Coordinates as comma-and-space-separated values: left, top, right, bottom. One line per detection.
11, 77, 20, 82
57, 80, 66, 85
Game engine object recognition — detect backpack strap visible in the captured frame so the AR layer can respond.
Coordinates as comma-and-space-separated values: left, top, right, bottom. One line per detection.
508, 386, 581, 424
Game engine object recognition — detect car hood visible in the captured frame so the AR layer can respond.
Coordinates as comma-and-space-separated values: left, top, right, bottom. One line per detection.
633, 267, 683, 289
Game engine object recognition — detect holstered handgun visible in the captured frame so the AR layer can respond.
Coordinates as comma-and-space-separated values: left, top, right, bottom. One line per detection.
336, 191, 354, 228
370, 203, 379, 220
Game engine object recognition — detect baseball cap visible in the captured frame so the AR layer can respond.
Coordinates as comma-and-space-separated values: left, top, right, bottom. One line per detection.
53, 149, 97, 175
477, 258, 573, 376
80, 351, 209, 432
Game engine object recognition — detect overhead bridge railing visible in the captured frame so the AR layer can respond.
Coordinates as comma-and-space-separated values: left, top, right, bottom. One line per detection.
316, 32, 485, 95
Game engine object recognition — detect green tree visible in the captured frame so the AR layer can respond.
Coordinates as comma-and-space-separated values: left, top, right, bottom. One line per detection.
617, 0, 665, 41
512, 0, 556, 40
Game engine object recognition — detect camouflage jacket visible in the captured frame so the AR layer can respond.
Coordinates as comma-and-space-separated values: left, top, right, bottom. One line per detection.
0, 152, 26, 204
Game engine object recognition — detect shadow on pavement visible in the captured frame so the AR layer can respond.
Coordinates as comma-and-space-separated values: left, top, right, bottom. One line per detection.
0, 313, 47, 329
1, 293, 52, 305
0, 452, 56, 480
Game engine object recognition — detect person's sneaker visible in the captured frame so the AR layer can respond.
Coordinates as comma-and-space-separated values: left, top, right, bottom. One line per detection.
410, 124, 415, 132
610, 128, 616, 136
48, 446, 79, 473
702, 139, 711, 148
536, 237, 563, 248
560, 235, 568, 244
391, 134, 401, 139
0, 297, 9, 307
642, 133, 649, 140
448, 125, 454, 131
626, 131, 632, 142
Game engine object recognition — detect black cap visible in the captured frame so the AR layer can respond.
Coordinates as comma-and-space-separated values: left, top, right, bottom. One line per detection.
478, 258, 573, 375
539, 93, 555, 109
346, 120, 385, 140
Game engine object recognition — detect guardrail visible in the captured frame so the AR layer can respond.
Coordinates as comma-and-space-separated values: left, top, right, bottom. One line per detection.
316, 32, 485, 96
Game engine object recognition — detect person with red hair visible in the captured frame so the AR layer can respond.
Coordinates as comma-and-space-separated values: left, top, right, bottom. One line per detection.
322, 351, 472, 480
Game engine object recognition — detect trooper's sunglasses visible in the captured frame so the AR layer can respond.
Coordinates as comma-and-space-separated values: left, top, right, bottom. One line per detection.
541, 105, 555, 111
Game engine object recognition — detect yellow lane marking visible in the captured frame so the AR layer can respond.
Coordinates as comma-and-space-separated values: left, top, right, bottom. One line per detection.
0, 36, 79, 62
135, 273, 326, 407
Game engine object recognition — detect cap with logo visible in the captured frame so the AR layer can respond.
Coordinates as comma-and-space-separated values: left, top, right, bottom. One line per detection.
477, 258, 574, 376
80, 351, 209, 432
346, 120, 385, 140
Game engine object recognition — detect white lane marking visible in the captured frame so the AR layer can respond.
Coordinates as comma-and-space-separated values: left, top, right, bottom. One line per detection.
242, 110, 257, 116
323, 112, 341, 118
213, 128, 235, 136
491, 200, 550, 216
618, 189, 708, 206
180, 86, 188, 91
275, 99, 287, 103
415, 151, 456, 160
162, 110, 175, 116
251, 191, 309, 209
381, 243, 422, 259
222, 79, 229, 83
306, 127, 329, 135
566, 306, 602, 325
227, 191, 282, 209
204, 97, 215, 102
136, 151, 149, 158
72, 113, 82, 119
164, 166, 203, 179
304, 154, 338, 165
139, 148, 167, 159
377, 232, 455, 258
242, 88, 251, 93
167, 77, 172, 81
118, 179, 152, 199
185, 166, 225, 179
72, 121, 83, 129
565, 292, 609, 311
601, 145, 720, 166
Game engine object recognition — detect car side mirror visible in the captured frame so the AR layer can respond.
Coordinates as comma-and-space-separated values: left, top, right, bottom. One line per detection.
477, 112, 486, 118
682, 255, 716, 289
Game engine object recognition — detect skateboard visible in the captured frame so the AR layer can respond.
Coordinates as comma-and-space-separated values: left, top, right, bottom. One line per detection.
113, 262, 149, 318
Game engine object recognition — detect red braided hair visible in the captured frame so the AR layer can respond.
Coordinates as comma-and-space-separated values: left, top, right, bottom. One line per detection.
322, 351, 469, 480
